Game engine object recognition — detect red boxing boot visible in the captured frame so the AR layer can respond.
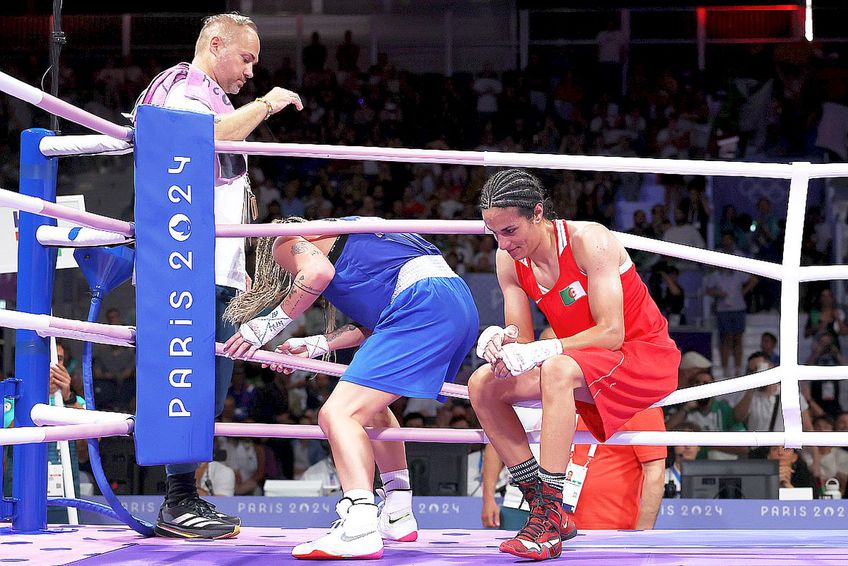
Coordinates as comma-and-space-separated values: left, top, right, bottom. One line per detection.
499, 481, 572, 561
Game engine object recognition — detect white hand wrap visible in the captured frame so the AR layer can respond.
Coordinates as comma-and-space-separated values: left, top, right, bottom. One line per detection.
499, 339, 564, 376
238, 305, 293, 347
476, 325, 507, 359
286, 335, 330, 359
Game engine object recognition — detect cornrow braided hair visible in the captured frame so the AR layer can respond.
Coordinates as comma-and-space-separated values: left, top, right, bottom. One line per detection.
479, 168, 555, 219
223, 217, 337, 359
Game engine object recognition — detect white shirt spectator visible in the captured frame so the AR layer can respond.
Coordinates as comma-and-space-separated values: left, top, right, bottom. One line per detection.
704, 270, 750, 312
439, 198, 464, 220
257, 182, 283, 216
404, 398, 442, 418
198, 461, 236, 497
467, 449, 509, 498
815, 102, 848, 160
219, 437, 259, 485
663, 223, 706, 251
802, 448, 848, 483
302, 457, 341, 493
744, 388, 808, 432
164, 82, 247, 291
473, 76, 502, 114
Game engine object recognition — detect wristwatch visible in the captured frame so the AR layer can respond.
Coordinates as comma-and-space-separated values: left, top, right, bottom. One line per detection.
63, 391, 77, 406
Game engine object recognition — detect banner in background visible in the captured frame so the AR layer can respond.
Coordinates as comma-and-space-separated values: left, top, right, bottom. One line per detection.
79, 496, 848, 530
0, 195, 86, 274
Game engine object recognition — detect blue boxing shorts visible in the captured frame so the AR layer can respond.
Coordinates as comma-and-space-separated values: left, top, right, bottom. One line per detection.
341, 276, 479, 399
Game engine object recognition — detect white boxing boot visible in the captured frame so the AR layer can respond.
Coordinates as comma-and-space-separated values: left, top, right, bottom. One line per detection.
376, 487, 418, 542
292, 491, 383, 560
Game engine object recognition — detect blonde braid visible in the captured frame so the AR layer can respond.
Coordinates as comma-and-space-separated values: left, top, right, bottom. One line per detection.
223, 218, 304, 325
223, 217, 338, 365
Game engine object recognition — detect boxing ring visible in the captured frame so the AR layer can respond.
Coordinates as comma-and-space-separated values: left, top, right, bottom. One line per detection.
1, 68, 848, 564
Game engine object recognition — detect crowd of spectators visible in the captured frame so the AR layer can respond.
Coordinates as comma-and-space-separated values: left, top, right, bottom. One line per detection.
667, 336, 848, 499
2, 26, 847, 498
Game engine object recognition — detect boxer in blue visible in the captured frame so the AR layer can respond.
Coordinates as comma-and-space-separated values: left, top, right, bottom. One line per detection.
223, 218, 479, 560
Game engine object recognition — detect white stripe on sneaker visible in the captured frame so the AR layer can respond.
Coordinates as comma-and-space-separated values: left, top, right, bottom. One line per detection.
182, 517, 214, 527
173, 513, 197, 524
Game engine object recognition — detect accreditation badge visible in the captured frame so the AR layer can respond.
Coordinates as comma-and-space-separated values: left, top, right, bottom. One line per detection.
562, 460, 588, 512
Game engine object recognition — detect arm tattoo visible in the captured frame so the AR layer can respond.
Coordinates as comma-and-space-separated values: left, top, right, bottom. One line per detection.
326, 324, 360, 342
291, 242, 311, 255
293, 275, 323, 295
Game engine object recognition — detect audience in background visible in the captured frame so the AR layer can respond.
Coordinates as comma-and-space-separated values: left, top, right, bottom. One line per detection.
734, 352, 812, 433
802, 415, 848, 495
664, 422, 701, 498
666, 369, 747, 460
766, 446, 816, 494
704, 265, 759, 378
2, 27, 845, 498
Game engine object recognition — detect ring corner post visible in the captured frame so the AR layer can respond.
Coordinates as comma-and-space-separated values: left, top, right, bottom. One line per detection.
133, 106, 216, 468
12, 128, 58, 533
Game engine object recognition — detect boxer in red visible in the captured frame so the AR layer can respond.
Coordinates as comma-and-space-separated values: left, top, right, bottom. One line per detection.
469, 169, 679, 560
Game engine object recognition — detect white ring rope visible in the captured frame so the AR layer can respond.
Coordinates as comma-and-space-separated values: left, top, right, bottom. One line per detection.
216, 140, 798, 179
776, 166, 809, 448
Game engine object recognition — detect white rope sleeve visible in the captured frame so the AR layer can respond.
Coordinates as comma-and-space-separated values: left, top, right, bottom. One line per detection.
36, 225, 131, 247
39, 135, 133, 157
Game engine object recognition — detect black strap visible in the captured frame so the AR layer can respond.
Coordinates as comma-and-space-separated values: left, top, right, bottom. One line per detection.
327, 234, 348, 265
769, 393, 781, 432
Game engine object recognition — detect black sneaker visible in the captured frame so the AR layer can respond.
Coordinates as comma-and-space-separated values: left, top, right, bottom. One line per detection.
195, 497, 241, 526
154, 495, 240, 539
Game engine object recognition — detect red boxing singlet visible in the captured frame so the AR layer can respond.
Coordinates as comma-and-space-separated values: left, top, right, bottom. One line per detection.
514, 220, 680, 441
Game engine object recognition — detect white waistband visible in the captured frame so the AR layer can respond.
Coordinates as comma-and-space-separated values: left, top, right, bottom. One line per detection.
392, 255, 458, 302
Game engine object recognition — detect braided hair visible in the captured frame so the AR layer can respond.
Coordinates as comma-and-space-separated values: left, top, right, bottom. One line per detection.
223, 217, 337, 348
478, 169, 555, 219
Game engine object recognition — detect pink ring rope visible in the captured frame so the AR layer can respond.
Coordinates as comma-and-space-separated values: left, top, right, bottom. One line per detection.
0, 310, 134, 347
26, 403, 848, 447
0, 421, 133, 447
0, 187, 135, 236
216, 218, 487, 238
0, 70, 133, 141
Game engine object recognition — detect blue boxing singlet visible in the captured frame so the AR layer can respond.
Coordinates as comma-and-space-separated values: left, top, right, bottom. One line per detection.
321, 228, 442, 328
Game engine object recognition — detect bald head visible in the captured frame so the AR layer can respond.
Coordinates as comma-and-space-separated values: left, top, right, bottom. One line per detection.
195, 13, 258, 58
193, 12, 260, 94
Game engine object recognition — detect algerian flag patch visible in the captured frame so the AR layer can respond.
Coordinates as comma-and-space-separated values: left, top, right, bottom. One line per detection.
559, 281, 587, 306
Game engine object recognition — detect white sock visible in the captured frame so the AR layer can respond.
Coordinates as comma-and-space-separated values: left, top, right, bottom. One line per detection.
380, 469, 411, 492
380, 469, 412, 513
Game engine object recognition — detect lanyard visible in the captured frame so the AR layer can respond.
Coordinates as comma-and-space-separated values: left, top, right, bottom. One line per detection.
568, 415, 597, 468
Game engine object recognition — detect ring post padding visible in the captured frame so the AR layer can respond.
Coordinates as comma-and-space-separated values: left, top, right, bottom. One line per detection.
12, 128, 58, 532
133, 105, 216, 466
